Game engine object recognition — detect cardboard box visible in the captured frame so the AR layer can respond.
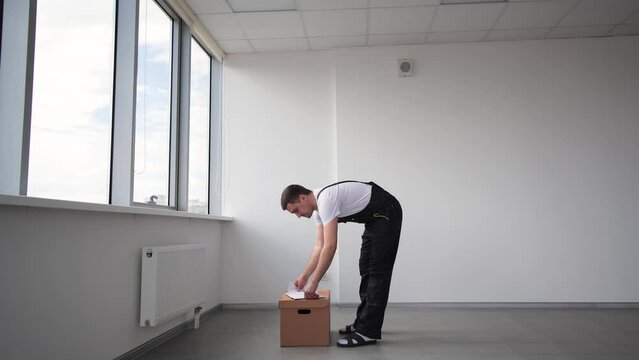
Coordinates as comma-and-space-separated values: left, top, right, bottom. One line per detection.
279, 290, 330, 347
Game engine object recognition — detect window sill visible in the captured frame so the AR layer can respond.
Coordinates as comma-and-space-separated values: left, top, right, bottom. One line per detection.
0, 194, 233, 221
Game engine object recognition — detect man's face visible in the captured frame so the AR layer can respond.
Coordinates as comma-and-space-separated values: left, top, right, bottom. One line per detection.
286, 196, 314, 219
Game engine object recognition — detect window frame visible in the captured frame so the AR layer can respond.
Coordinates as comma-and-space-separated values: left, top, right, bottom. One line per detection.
131, 0, 181, 210
187, 36, 212, 214
0, 0, 224, 217
0, 0, 37, 196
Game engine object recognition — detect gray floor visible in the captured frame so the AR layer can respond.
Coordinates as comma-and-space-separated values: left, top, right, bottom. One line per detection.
138, 307, 639, 360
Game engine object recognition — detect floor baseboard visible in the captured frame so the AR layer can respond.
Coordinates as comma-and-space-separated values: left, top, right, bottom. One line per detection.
222, 302, 639, 310
342, 302, 639, 309
114, 304, 222, 360
221, 303, 279, 310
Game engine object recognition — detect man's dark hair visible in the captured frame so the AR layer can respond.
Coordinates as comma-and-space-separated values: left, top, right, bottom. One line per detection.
281, 184, 312, 210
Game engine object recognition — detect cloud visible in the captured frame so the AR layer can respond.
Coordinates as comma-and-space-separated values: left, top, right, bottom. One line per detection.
188, 41, 211, 203
28, 0, 115, 203
29, 0, 213, 207
138, 0, 173, 62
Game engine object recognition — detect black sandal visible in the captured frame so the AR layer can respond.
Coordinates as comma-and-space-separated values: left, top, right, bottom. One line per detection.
336, 333, 377, 348
338, 324, 356, 335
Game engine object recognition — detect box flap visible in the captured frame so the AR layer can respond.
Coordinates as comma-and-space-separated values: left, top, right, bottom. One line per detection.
279, 290, 330, 309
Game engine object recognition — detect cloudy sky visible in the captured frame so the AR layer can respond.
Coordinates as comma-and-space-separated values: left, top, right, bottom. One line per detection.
134, 0, 173, 205
29, 0, 115, 203
28, 0, 211, 211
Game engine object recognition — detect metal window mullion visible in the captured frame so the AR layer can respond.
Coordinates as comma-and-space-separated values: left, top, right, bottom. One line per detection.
0, 0, 37, 196
168, 16, 181, 209
110, 0, 138, 206
209, 57, 222, 215
206, 55, 212, 215
176, 22, 191, 211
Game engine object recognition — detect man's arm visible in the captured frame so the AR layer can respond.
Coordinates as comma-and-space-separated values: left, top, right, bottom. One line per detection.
294, 223, 324, 289
304, 218, 338, 299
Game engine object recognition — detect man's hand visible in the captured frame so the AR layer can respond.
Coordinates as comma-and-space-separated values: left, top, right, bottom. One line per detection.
294, 274, 308, 290
304, 278, 320, 299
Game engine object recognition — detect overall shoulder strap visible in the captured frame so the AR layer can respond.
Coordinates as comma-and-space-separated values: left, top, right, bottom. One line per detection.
316, 180, 370, 200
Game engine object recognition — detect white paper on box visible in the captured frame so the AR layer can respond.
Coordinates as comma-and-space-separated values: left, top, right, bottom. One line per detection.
285, 282, 305, 300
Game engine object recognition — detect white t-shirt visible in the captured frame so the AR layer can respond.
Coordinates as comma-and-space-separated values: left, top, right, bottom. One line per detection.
313, 182, 372, 224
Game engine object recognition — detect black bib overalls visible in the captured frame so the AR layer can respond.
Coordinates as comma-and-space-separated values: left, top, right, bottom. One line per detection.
318, 181, 403, 339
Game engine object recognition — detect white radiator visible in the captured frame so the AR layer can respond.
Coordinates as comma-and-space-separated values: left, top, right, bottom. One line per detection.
140, 244, 207, 327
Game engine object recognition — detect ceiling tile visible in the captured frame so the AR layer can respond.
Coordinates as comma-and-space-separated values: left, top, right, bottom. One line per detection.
302, 9, 368, 37
250, 38, 310, 52
427, 30, 488, 43
217, 40, 255, 53
200, 14, 245, 40
369, 0, 440, 7
559, 0, 639, 27
297, 0, 367, 11
487, 27, 550, 41
368, 33, 427, 45
624, 8, 639, 23
308, 35, 367, 50
431, 3, 506, 32
189, 0, 639, 52
547, 25, 613, 38
236, 12, 305, 39
369, 7, 436, 34
495, 0, 578, 30
185, 0, 233, 14
610, 23, 639, 35
227, 0, 296, 12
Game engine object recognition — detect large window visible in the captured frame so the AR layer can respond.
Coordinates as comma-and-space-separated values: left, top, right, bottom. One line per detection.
2, 0, 222, 215
28, 0, 116, 203
188, 38, 211, 214
134, 0, 174, 206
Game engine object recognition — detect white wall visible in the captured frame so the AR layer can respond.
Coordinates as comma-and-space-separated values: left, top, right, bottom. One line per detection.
0, 205, 224, 360
221, 51, 339, 304
224, 36, 639, 304
336, 36, 639, 303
